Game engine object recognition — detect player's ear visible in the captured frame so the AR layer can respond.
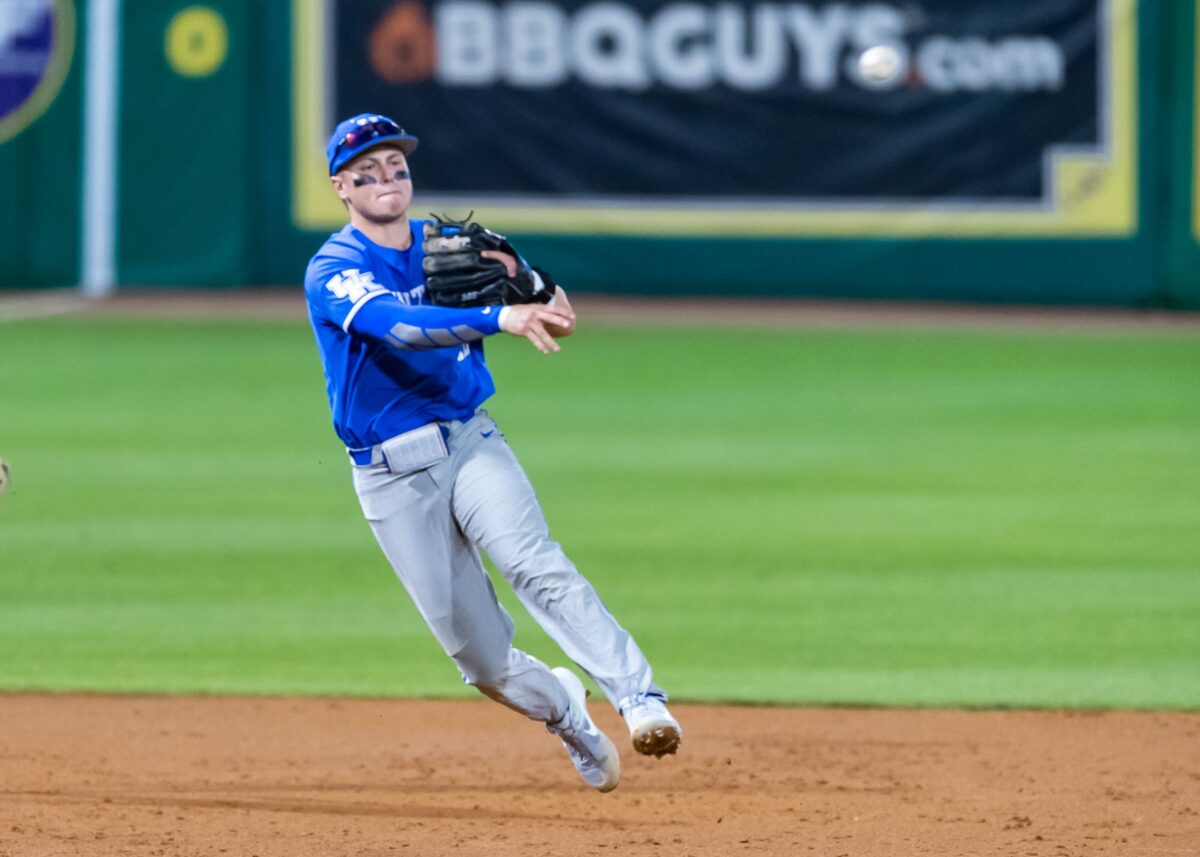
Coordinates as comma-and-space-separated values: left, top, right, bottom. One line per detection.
330, 173, 348, 202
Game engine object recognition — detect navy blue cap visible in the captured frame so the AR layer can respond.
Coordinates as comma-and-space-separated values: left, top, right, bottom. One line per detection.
326, 113, 419, 175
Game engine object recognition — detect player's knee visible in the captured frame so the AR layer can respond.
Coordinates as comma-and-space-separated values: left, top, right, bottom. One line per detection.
484, 532, 542, 575
511, 564, 588, 608
494, 539, 578, 593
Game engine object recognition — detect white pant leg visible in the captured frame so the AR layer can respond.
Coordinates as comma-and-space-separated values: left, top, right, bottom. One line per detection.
449, 412, 663, 710
352, 453, 569, 723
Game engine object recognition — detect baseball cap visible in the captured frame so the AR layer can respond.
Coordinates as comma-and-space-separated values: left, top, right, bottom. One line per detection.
326, 113, 419, 175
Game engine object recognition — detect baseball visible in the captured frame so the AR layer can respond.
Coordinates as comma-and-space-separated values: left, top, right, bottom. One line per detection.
0, 458, 8, 496
857, 45, 903, 85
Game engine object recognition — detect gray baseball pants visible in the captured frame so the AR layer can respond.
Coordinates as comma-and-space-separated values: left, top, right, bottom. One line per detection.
351, 409, 662, 724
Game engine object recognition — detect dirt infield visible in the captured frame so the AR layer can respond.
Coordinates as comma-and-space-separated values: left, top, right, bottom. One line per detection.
1, 694, 1197, 857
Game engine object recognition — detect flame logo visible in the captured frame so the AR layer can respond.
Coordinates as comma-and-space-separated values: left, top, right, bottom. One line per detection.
370, 1, 437, 85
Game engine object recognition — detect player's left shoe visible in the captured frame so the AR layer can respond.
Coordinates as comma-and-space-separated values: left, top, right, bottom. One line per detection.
547, 667, 621, 793
620, 693, 682, 758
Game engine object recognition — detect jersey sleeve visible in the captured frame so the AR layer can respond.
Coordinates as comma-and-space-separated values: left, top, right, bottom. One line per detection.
305, 257, 503, 350
305, 261, 394, 332
350, 294, 503, 350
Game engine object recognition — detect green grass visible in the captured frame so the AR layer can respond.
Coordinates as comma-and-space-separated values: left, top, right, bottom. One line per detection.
1, 315, 1198, 708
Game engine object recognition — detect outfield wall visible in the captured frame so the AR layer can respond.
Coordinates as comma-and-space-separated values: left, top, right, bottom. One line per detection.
2, 0, 1200, 307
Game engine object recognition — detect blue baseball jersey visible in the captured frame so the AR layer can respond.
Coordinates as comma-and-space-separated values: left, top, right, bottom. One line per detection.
304, 219, 504, 451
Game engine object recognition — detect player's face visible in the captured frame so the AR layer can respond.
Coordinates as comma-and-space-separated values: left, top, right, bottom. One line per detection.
333, 147, 413, 223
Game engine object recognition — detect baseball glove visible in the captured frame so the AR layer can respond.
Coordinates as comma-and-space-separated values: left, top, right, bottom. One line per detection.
422, 214, 554, 308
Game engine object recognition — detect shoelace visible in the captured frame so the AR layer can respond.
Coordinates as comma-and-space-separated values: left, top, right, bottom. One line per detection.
556, 722, 600, 770
549, 708, 588, 744
619, 692, 664, 716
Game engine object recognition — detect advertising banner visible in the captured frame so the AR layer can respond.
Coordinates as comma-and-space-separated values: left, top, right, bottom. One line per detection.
0, 0, 75, 144
292, 0, 1136, 237
0, 0, 79, 289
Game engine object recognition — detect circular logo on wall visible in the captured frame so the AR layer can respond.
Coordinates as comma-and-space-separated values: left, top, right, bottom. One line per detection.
0, 0, 76, 144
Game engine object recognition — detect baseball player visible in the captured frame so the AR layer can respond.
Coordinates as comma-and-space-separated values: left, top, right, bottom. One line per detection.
303, 114, 681, 792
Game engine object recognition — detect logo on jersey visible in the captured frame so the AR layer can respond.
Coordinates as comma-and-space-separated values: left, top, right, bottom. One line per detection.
325, 268, 385, 302
0, 0, 76, 144
325, 268, 429, 307
392, 283, 427, 305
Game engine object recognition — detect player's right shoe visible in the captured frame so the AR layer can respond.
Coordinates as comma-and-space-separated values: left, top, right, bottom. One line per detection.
620, 693, 682, 759
547, 667, 621, 793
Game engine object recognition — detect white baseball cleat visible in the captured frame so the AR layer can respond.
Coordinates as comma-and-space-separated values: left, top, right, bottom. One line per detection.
620, 693, 682, 758
547, 667, 621, 793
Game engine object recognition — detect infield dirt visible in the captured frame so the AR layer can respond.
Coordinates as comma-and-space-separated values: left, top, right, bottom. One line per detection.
1, 694, 1197, 856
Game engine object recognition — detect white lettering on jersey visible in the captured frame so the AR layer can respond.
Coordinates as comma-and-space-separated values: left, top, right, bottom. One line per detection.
325, 269, 383, 303
392, 284, 427, 306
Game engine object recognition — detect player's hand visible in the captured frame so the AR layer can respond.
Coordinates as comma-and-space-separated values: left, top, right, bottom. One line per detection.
480, 250, 518, 278
501, 303, 575, 354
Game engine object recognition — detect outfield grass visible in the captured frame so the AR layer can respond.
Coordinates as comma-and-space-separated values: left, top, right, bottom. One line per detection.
0, 315, 1197, 708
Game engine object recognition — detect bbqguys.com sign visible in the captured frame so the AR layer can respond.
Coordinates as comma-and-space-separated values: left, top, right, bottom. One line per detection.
420, 1, 1065, 93
296, 0, 1130, 236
